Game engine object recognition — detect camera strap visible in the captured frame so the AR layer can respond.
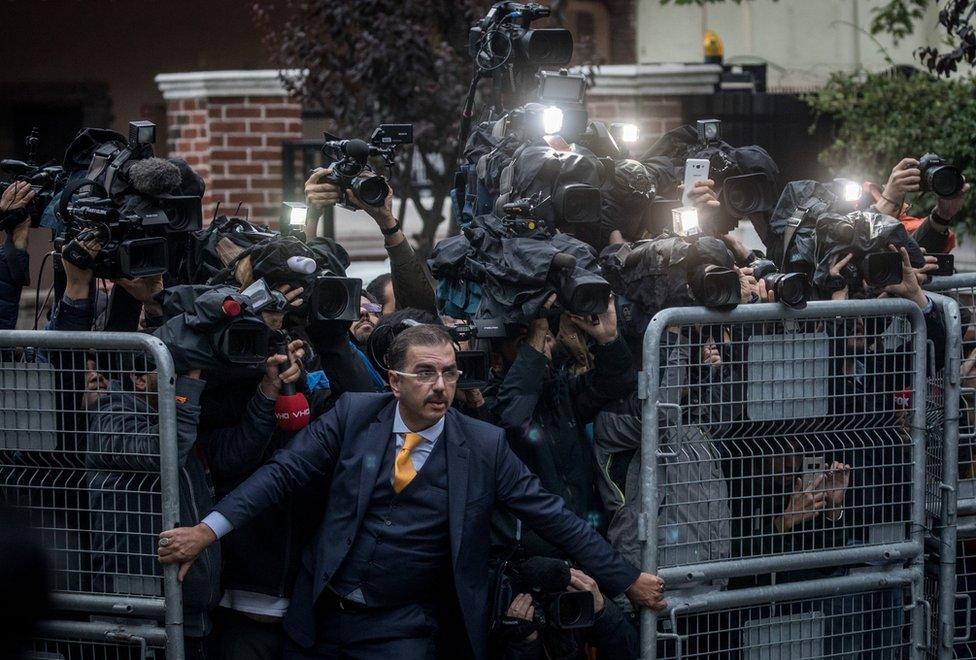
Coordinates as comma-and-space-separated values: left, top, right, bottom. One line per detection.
780, 205, 808, 270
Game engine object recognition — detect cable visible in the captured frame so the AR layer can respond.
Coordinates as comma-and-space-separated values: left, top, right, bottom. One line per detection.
32, 251, 54, 330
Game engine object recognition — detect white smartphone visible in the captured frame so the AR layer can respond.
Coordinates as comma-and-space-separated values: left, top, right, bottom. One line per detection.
801, 455, 825, 490
682, 158, 711, 207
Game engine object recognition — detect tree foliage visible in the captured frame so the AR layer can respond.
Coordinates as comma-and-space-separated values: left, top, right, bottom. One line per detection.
252, 0, 486, 253
805, 70, 976, 230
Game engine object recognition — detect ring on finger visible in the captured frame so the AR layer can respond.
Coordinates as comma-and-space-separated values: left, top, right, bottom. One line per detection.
158, 536, 172, 547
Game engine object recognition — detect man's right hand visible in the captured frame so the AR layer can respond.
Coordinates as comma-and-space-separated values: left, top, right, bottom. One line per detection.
0, 181, 35, 213
880, 158, 921, 213
304, 167, 341, 211
158, 523, 217, 582
625, 572, 666, 611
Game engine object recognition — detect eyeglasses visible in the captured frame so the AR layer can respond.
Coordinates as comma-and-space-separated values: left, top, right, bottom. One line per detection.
362, 303, 383, 314
389, 368, 463, 384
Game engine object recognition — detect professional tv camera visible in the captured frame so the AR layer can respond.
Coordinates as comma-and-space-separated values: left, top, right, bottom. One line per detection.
319, 124, 412, 209
0, 127, 66, 230
54, 120, 203, 279
469, 2, 573, 101
153, 284, 275, 375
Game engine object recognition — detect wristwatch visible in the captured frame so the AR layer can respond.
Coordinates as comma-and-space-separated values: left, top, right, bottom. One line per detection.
380, 219, 402, 236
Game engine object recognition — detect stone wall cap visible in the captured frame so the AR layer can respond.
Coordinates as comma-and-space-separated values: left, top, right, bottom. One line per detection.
155, 69, 305, 99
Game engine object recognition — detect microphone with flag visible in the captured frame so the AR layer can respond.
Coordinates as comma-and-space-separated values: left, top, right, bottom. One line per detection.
272, 336, 310, 432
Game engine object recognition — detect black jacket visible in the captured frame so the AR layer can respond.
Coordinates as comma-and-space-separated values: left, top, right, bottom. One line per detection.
86, 376, 220, 638
484, 337, 636, 554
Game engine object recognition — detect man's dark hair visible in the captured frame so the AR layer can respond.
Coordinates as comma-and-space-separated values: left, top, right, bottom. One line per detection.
366, 273, 393, 308
386, 324, 454, 372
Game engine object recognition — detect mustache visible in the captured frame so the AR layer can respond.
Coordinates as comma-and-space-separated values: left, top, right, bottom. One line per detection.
425, 395, 448, 404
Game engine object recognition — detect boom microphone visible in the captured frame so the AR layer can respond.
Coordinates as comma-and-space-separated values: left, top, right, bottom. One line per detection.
272, 337, 311, 432
128, 157, 182, 196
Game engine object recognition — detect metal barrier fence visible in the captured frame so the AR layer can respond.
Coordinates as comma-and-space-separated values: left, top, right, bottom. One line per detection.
924, 275, 976, 658
0, 330, 183, 660
639, 298, 931, 658
920, 293, 961, 660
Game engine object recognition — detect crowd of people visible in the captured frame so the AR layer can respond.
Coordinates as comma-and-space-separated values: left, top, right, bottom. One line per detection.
0, 121, 969, 660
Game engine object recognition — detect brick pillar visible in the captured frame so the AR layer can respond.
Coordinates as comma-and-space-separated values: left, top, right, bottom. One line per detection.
155, 71, 302, 226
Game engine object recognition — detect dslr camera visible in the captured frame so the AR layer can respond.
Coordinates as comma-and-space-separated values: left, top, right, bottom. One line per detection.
749, 258, 810, 308
918, 153, 965, 198
319, 124, 412, 209
0, 127, 66, 230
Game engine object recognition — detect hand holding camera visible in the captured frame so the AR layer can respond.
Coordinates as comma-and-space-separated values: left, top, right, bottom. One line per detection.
63, 238, 102, 300
567, 294, 618, 346
881, 157, 922, 212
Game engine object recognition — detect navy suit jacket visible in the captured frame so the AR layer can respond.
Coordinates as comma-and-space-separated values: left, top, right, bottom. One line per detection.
212, 392, 640, 658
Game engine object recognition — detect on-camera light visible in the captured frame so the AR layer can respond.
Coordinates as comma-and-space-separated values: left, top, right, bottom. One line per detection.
842, 181, 861, 203
673, 205, 701, 237
621, 124, 639, 143
543, 106, 564, 135
284, 202, 308, 228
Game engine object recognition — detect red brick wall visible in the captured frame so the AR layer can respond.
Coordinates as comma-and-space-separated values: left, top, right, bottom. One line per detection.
165, 95, 302, 226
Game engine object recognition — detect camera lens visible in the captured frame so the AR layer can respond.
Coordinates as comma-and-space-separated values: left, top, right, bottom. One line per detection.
721, 173, 770, 219
749, 259, 778, 281
313, 279, 350, 319
928, 165, 965, 198
353, 175, 389, 207
689, 265, 740, 308
862, 251, 903, 287
765, 272, 809, 308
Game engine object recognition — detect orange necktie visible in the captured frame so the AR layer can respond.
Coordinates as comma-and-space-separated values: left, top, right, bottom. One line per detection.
393, 432, 424, 494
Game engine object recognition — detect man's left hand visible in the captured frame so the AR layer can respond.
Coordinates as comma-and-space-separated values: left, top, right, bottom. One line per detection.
568, 295, 618, 345
626, 572, 666, 612
936, 182, 971, 222
881, 245, 929, 309
568, 568, 605, 614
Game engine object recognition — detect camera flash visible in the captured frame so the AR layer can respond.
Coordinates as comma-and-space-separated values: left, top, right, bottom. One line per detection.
284, 202, 308, 227
673, 206, 701, 236
620, 123, 639, 143
543, 106, 564, 135
843, 181, 861, 203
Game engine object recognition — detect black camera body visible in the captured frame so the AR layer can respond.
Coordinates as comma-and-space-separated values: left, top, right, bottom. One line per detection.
319, 124, 412, 209
60, 193, 202, 279
918, 152, 965, 198
0, 128, 66, 230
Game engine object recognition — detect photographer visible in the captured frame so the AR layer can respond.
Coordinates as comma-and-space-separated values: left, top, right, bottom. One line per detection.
86, 308, 305, 659
0, 181, 36, 329
875, 157, 972, 253
484, 297, 636, 554
366, 273, 395, 316
499, 568, 637, 659
305, 167, 437, 314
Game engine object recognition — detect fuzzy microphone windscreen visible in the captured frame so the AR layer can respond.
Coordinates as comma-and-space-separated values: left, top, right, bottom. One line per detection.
128, 157, 182, 196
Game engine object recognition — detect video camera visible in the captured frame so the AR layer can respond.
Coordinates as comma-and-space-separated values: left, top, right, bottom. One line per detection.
319, 124, 412, 209
495, 557, 595, 633
469, 2, 573, 100
0, 128, 66, 230
154, 285, 275, 375
57, 183, 202, 279
55, 120, 203, 279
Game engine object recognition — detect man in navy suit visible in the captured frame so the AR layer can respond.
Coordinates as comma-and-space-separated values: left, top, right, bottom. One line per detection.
158, 324, 664, 659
